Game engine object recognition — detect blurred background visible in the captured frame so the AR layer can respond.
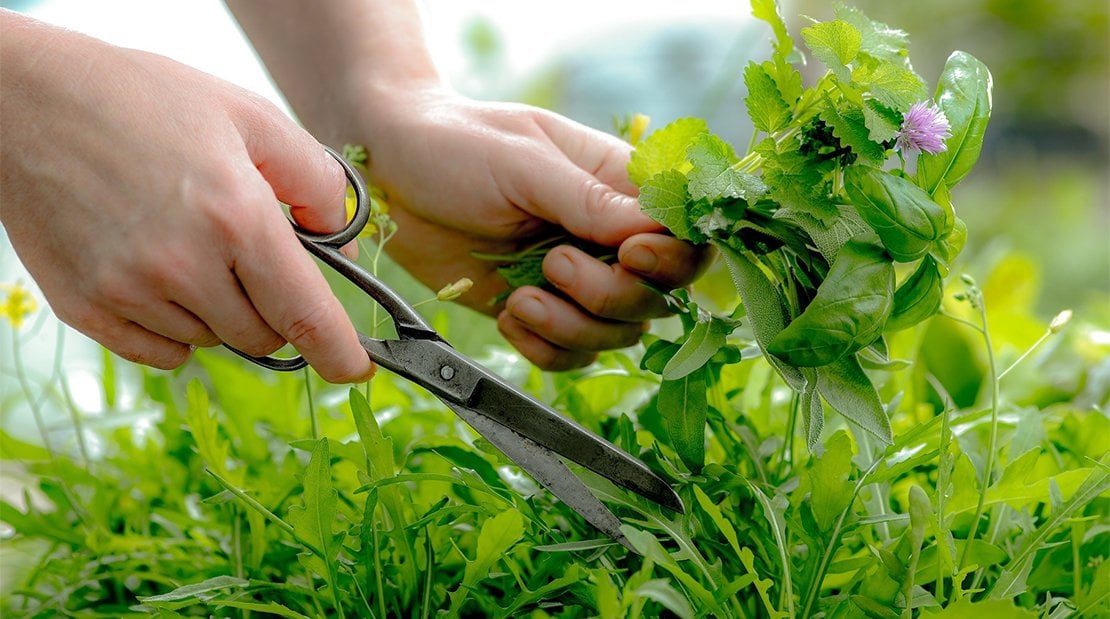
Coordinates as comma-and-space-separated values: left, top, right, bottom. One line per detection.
1, 0, 1107, 436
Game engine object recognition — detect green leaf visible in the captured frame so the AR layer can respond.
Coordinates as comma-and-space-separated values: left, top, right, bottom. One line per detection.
692, 486, 743, 558
139, 575, 249, 603
844, 165, 949, 262
658, 368, 708, 472
637, 580, 696, 619
621, 525, 721, 611
918, 51, 993, 194
460, 509, 524, 592
212, 600, 311, 619
861, 99, 902, 143
751, 0, 795, 62
639, 169, 699, 242
923, 597, 1038, 618
760, 144, 839, 223
801, 20, 861, 80
834, 3, 911, 64
816, 354, 893, 445
628, 117, 707, 186
184, 379, 237, 484
286, 438, 346, 605
745, 61, 792, 134
819, 100, 887, 165
713, 241, 806, 391
662, 313, 735, 380
851, 55, 927, 113
886, 256, 943, 332
801, 371, 825, 449
687, 133, 769, 202
801, 430, 855, 532
349, 388, 394, 481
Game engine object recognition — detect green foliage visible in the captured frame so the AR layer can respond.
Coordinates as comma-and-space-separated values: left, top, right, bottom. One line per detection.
1, 1, 1105, 618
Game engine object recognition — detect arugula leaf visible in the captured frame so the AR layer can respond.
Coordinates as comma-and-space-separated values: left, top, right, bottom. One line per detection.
627, 117, 707, 186
801, 20, 861, 80
138, 576, 249, 604
745, 61, 793, 134
286, 438, 347, 613
918, 51, 993, 194
658, 367, 708, 472
800, 430, 855, 532
639, 169, 701, 242
687, 133, 769, 202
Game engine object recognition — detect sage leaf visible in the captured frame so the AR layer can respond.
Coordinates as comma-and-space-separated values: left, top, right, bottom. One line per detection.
816, 354, 893, 445
918, 51, 993, 194
658, 367, 708, 472
662, 314, 735, 380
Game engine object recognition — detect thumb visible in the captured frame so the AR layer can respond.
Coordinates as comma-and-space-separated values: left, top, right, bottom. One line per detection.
239, 108, 348, 234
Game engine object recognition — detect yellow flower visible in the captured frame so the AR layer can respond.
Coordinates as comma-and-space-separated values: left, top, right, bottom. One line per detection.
628, 113, 651, 145
345, 187, 392, 238
1, 282, 38, 329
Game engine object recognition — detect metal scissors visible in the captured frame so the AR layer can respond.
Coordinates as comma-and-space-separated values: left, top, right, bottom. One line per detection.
229, 146, 684, 550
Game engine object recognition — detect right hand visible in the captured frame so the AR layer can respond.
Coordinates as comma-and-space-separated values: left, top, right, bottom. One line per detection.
0, 12, 373, 383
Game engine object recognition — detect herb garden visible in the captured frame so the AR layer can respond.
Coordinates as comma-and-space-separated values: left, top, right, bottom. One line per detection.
1, 1, 1107, 617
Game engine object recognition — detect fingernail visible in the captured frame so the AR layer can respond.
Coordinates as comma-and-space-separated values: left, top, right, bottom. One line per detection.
623, 244, 658, 274
545, 253, 575, 287
511, 297, 547, 326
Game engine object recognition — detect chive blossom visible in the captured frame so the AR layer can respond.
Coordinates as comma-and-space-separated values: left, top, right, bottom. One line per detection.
895, 102, 952, 155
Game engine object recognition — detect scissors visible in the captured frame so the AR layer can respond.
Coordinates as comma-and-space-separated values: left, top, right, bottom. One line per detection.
228, 146, 684, 551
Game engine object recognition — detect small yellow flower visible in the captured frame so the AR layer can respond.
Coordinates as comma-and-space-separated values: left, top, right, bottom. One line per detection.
628, 113, 651, 145
1, 282, 38, 329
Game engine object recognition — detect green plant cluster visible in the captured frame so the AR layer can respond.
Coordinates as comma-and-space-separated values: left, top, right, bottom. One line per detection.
2, 1, 1107, 618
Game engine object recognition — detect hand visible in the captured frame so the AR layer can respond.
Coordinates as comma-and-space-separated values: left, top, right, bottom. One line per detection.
354, 87, 706, 370
0, 13, 373, 383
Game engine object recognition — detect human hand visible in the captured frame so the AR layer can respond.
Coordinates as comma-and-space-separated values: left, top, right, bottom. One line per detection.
0, 13, 373, 383
353, 87, 707, 370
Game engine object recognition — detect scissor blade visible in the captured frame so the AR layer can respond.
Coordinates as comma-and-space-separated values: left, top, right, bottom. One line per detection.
443, 400, 635, 553
467, 376, 685, 514
359, 337, 683, 514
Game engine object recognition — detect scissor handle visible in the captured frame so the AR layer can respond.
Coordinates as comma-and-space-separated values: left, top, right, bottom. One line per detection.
227, 146, 437, 373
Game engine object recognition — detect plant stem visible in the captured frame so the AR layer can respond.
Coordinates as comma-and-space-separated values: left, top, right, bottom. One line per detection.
997, 326, 1053, 380
304, 367, 319, 440
958, 295, 1000, 578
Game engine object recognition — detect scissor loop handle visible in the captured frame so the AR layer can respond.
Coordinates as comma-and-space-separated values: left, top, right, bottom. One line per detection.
289, 145, 371, 248
225, 145, 368, 372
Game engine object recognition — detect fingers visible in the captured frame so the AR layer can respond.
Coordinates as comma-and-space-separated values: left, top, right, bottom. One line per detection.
542, 245, 671, 321
231, 184, 375, 383
618, 233, 712, 289
238, 102, 348, 234
497, 306, 599, 372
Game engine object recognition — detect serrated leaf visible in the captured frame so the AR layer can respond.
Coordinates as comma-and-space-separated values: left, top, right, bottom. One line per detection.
286, 438, 346, 600
801, 20, 861, 80
851, 54, 926, 113
918, 51, 993, 194
185, 379, 238, 484
639, 169, 700, 242
819, 100, 887, 165
834, 3, 911, 64
745, 61, 792, 134
751, 0, 794, 62
816, 354, 893, 445
465, 509, 523, 586
761, 148, 839, 223
658, 368, 708, 472
687, 133, 768, 203
628, 117, 708, 186
861, 99, 902, 143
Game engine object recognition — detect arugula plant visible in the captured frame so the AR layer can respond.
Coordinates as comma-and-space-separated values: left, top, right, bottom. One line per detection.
2, 2, 1107, 618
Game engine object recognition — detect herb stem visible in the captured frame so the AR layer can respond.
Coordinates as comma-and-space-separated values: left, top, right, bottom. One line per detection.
305, 367, 318, 440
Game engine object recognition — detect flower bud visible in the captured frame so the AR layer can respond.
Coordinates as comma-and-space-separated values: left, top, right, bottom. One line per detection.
1049, 309, 1073, 334
436, 278, 474, 301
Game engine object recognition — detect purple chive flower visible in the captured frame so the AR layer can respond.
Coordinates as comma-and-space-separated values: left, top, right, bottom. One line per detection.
895, 102, 952, 155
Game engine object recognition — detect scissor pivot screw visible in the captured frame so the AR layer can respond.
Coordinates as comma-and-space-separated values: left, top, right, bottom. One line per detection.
439, 365, 455, 381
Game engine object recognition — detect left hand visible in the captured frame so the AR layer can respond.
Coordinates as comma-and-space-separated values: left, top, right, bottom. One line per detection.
354, 87, 707, 370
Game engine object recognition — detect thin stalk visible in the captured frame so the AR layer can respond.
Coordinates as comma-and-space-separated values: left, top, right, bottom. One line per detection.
959, 296, 1001, 580
420, 527, 434, 619
925, 374, 955, 605
800, 458, 884, 619
304, 367, 318, 440
776, 392, 800, 481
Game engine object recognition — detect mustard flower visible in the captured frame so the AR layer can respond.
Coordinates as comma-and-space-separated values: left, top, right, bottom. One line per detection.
1, 282, 38, 329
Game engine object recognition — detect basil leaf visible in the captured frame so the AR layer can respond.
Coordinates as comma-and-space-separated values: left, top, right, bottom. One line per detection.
918, 51, 993, 194
845, 165, 949, 262
886, 255, 943, 332
768, 238, 894, 367
658, 367, 708, 472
